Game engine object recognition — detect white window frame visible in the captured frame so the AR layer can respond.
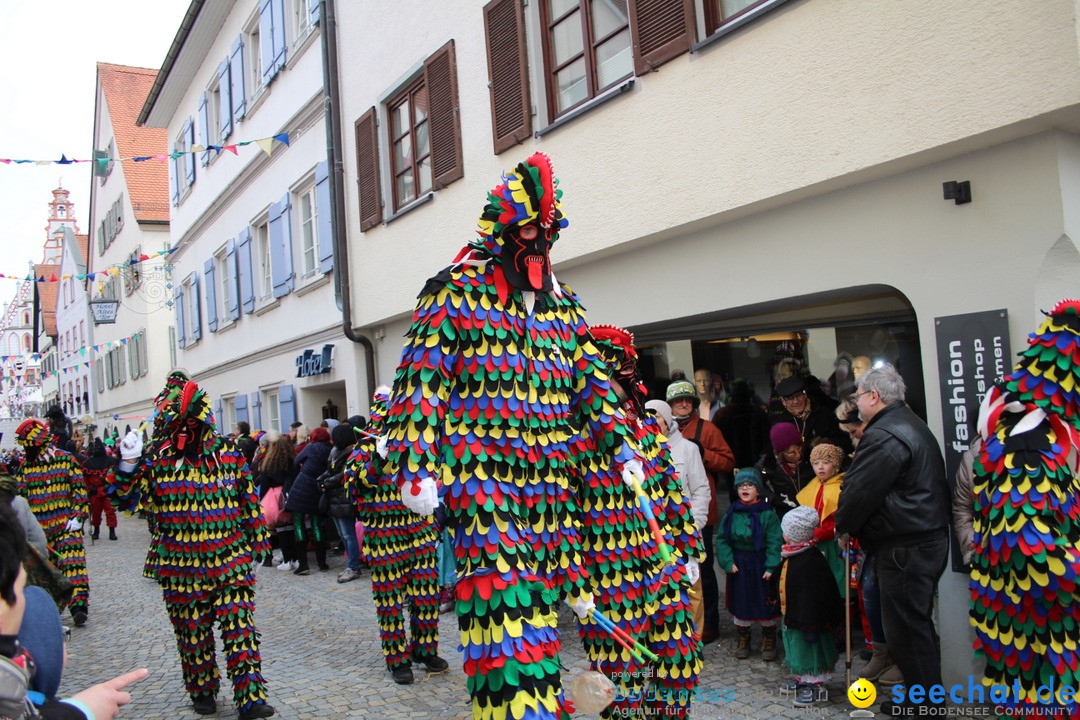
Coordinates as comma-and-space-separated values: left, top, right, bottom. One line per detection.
296, 181, 319, 279
216, 248, 233, 325
263, 389, 280, 433
185, 273, 200, 343
207, 76, 224, 153
245, 13, 265, 97
222, 396, 237, 433
292, 0, 313, 45
256, 218, 273, 301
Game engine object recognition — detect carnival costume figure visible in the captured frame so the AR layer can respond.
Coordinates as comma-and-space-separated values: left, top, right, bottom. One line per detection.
381, 153, 643, 720
971, 299, 1080, 715
15, 418, 90, 626
345, 386, 447, 685
572, 325, 702, 718
111, 377, 274, 719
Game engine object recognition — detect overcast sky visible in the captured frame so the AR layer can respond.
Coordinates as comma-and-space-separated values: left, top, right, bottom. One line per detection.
0, 0, 189, 286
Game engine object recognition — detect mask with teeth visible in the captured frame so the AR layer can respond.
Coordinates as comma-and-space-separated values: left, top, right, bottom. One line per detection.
502, 221, 554, 292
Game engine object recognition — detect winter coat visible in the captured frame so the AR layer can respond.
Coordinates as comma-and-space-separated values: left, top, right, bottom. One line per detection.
285, 440, 332, 515
677, 413, 735, 525
661, 422, 711, 531
834, 402, 950, 552
952, 435, 982, 565
754, 450, 813, 519
316, 443, 356, 519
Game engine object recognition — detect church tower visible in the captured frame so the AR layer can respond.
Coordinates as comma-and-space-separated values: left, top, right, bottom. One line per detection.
43, 185, 78, 264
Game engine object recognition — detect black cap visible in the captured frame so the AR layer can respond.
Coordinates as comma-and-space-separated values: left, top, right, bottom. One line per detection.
774, 375, 806, 398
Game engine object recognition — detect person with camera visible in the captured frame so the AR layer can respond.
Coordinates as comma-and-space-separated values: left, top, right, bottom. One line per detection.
317, 423, 363, 583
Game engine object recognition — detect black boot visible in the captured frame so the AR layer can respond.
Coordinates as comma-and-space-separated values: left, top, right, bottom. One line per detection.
238, 702, 275, 719
734, 626, 751, 659
192, 695, 216, 715
315, 540, 329, 572
391, 665, 414, 685
91, 526, 100, 540
108, 527, 117, 541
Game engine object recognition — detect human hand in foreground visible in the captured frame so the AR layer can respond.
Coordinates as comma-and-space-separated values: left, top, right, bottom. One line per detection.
70, 668, 149, 720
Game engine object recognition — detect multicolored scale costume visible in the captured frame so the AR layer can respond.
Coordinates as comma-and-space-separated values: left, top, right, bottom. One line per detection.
573, 325, 702, 718
382, 153, 639, 720
15, 418, 90, 622
111, 378, 274, 719
345, 386, 441, 674
971, 299, 1080, 715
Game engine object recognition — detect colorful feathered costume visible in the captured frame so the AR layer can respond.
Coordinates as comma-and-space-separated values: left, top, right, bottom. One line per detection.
971, 299, 1080, 715
15, 418, 90, 624
345, 386, 442, 680
573, 325, 702, 718
382, 153, 639, 720
111, 378, 274, 719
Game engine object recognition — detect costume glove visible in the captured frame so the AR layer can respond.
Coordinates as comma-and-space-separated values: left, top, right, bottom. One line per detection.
621, 458, 645, 489
401, 476, 439, 516
66, 518, 83, 533
685, 558, 700, 585
376, 435, 389, 459
567, 594, 597, 621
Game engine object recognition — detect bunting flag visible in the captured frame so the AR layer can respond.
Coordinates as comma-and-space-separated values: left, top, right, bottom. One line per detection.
0, 132, 290, 167
0, 247, 176, 282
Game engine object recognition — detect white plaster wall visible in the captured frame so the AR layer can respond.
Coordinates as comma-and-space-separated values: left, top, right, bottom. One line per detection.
337, 0, 1080, 333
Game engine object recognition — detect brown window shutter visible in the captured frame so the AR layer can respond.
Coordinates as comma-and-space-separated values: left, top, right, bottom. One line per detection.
354, 107, 382, 232
629, 0, 694, 75
424, 40, 464, 190
484, 0, 531, 155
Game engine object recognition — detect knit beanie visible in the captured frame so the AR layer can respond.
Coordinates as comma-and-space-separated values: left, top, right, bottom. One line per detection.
770, 422, 802, 453
644, 399, 674, 433
809, 443, 844, 469
733, 467, 764, 494
781, 505, 819, 544
666, 381, 699, 407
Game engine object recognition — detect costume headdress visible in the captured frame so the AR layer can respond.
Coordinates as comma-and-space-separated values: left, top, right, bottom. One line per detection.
15, 418, 51, 448
592, 324, 648, 413
368, 385, 391, 435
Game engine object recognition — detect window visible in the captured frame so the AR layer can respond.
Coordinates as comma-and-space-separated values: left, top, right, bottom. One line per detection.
292, 0, 312, 41
263, 388, 280, 433
124, 246, 142, 295
540, 0, 632, 118
704, 0, 769, 36
297, 183, 320, 278
222, 396, 237, 433
79, 321, 84, 348
168, 326, 177, 368
389, 80, 432, 210
171, 118, 195, 205
127, 330, 148, 379
258, 0, 288, 87
218, 252, 232, 319
94, 140, 115, 185
356, 41, 463, 224
256, 219, 273, 300
177, 273, 202, 347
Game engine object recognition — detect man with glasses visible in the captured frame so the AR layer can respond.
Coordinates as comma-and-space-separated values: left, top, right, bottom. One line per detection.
772, 375, 851, 456
835, 364, 949, 717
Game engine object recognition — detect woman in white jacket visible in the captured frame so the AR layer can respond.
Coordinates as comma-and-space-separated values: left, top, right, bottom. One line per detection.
645, 399, 712, 635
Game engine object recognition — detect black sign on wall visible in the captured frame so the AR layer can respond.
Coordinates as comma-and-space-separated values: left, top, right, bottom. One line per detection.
934, 309, 1010, 572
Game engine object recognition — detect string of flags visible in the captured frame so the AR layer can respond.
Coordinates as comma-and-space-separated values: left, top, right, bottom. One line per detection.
0, 132, 291, 168
1, 330, 143, 379
0, 247, 176, 283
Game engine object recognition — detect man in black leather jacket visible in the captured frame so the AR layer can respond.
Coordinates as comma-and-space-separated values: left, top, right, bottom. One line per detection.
835, 364, 949, 716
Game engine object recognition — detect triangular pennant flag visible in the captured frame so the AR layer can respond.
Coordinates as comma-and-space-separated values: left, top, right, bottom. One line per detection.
273, 133, 290, 147
57, 155, 72, 164
224, 145, 238, 155
191, 144, 205, 153
255, 137, 274, 157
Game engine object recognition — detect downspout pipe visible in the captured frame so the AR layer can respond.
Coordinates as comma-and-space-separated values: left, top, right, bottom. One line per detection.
320, 0, 376, 400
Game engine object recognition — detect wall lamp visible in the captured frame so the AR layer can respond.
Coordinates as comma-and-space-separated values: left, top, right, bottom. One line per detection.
943, 180, 971, 205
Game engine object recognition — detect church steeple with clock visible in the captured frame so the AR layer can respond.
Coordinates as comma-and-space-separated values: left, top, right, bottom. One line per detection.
43, 184, 78, 264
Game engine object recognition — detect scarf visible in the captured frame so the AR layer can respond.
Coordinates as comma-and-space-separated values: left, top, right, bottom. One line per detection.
723, 499, 768, 550
781, 541, 815, 558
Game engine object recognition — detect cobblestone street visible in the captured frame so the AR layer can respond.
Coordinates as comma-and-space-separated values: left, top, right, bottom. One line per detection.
57, 513, 858, 719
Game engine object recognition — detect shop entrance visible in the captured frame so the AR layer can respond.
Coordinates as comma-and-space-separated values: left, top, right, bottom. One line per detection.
631, 284, 926, 420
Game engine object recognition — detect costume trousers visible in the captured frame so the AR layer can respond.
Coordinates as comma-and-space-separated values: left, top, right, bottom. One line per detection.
875, 533, 947, 696
48, 527, 89, 613
369, 545, 439, 670
162, 583, 268, 713
89, 494, 117, 528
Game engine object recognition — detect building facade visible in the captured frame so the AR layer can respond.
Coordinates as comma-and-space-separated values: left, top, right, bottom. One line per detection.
139, 0, 367, 435
331, 0, 1080, 688
54, 227, 93, 420
89, 63, 174, 439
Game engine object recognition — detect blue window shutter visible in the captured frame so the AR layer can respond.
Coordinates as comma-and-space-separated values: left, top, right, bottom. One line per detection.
250, 392, 262, 429
190, 276, 202, 341
214, 399, 224, 433
235, 394, 249, 424
314, 161, 334, 273
279, 384, 296, 428
174, 285, 186, 348
236, 227, 255, 312
184, 118, 196, 185
309, 0, 320, 25
171, 154, 180, 205
272, 0, 288, 75
204, 258, 218, 332
269, 193, 294, 298
259, 0, 276, 83
197, 93, 210, 166
218, 60, 232, 141
230, 35, 246, 121
225, 238, 240, 320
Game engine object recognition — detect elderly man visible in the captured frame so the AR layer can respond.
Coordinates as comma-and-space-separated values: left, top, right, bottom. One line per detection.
772, 375, 851, 455
835, 364, 949, 717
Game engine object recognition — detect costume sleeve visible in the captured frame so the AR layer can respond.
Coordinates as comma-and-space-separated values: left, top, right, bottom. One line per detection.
64, 455, 89, 524
645, 429, 703, 562
834, 429, 907, 537
763, 511, 783, 574
383, 285, 457, 492
701, 423, 736, 475
714, 515, 735, 572
107, 459, 147, 512
571, 327, 637, 467
812, 514, 836, 543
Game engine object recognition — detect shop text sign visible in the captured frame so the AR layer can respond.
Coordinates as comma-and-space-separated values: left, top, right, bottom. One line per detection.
296, 344, 334, 378
934, 309, 1009, 571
